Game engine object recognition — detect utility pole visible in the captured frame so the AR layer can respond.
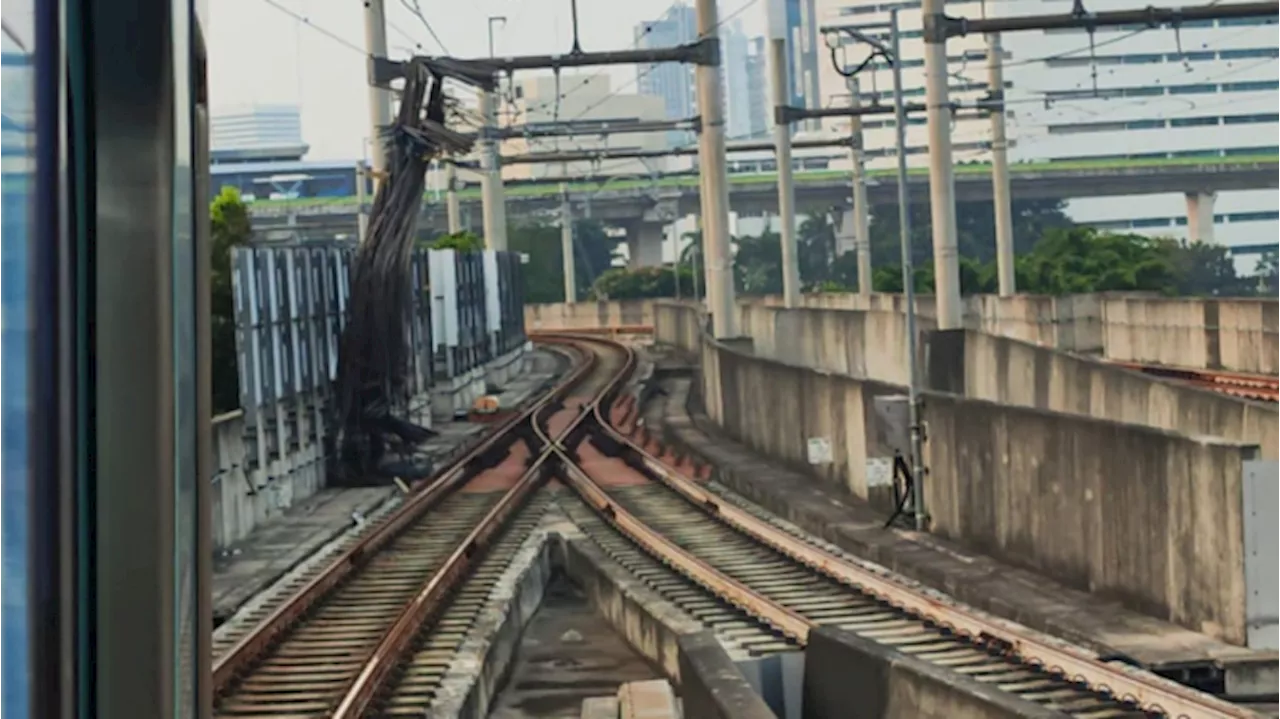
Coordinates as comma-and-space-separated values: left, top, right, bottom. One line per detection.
356, 161, 369, 242
921, 0, 963, 329
362, 0, 393, 180
889, 9, 927, 533
560, 183, 577, 303
768, 0, 800, 308
987, 31, 1015, 296
445, 162, 461, 234
847, 77, 872, 296
478, 88, 509, 251
694, 0, 739, 338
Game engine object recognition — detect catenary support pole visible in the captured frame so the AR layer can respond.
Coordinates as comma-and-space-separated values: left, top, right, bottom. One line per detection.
445, 162, 461, 234
362, 0, 393, 181
356, 161, 370, 242
694, 0, 739, 338
987, 31, 1016, 296
479, 87, 509, 251
560, 183, 577, 303
890, 10, 927, 532
770, 37, 801, 308
921, 0, 963, 328
848, 77, 872, 296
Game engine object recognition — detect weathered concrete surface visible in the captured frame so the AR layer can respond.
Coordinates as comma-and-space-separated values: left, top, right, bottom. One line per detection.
677, 632, 777, 719
695, 325, 1266, 647
644, 368, 1276, 693
423, 516, 558, 719
617, 679, 681, 719
552, 517, 711, 683
482, 572, 664, 719
923, 328, 1278, 459
525, 301, 656, 332
803, 625, 1065, 719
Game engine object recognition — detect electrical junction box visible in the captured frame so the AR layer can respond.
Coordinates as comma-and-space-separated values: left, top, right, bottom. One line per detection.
872, 395, 911, 455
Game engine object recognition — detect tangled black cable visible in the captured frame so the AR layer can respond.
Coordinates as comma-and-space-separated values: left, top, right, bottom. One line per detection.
331, 58, 479, 483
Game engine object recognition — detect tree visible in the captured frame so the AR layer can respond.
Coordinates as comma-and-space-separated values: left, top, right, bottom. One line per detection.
211, 186, 252, 414
506, 218, 619, 303
427, 230, 484, 252
1256, 250, 1278, 295
589, 265, 697, 300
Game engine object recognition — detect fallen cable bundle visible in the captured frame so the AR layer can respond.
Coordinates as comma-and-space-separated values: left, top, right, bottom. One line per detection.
331, 59, 477, 483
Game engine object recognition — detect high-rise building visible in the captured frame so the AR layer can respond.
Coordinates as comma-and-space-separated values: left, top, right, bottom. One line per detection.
724, 20, 754, 141
786, 0, 823, 127
745, 37, 771, 139
498, 73, 669, 180
636, 4, 793, 146
211, 104, 308, 163
813, 0, 1277, 268
636, 4, 699, 146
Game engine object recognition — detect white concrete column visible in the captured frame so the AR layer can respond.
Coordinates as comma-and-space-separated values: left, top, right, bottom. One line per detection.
1186, 191, 1217, 243
627, 222, 667, 268
363, 0, 392, 179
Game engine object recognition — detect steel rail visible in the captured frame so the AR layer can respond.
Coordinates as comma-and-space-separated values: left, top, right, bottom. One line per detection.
212, 343, 598, 693
543, 336, 813, 641
580, 338, 1255, 719
328, 337, 628, 718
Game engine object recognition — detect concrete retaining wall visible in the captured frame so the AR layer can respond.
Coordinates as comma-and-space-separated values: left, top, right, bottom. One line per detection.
524, 300, 656, 331
924, 329, 1279, 459
1100, 296, 1279, 375
700, 335, 1263, 646
677, 632, 778, 719
211, 410, 324, 550
803, 626, 1064, 719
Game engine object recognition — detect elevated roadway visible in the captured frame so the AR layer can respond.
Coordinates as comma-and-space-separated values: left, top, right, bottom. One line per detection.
247, 155, 1278, 230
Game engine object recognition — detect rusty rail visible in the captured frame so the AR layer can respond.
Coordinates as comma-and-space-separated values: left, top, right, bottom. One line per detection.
1110, 361, 1279, 402
212, 341, 598, 694
558, 335, 1253, 719
327, 336, 630, 718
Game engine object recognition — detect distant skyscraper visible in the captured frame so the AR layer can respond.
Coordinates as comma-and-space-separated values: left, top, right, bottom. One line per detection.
723, 20, 753, 141
786, 0, 821, 128
745, 37, 770, 139
636, 3, 698, 146
211, 104, 309, 163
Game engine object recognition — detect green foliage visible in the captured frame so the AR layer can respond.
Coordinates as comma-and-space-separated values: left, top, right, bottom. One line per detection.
427, 230, 484, 252
506, 219, 617, 303
211, 186, 252, 414
589, 265, 698, 300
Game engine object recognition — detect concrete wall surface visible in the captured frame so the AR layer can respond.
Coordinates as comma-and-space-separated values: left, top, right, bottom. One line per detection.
802, 626, 1065, 719
524, 300, 656, 330
699, 335, 1265, 646
925, 329, 1279, 459
1099, 296, 1279, 375
676, 632, 778, 719
211, 410, 324, 550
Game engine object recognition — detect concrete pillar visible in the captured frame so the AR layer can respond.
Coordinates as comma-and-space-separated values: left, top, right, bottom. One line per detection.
1186, 191, 1217, 243
627, 222, 667, 268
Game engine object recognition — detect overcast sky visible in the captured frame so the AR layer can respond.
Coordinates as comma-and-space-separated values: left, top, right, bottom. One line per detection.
208, 0, 768, 160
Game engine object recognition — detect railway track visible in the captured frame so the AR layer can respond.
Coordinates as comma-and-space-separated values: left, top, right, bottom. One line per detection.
1111, 361, 1279, 402
214, 333, 1255, 719
211, 338, 611, 718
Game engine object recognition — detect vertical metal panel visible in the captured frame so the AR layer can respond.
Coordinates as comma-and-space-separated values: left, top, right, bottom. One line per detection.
90, 0, 187, 714
1242, 458, 1279, 650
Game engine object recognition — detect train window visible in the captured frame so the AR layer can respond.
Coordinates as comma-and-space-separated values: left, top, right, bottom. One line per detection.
1, 10, 34, 717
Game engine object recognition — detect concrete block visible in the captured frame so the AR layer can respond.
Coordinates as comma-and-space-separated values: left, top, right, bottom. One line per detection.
617, 679, 680, 719
802, 626, 1066, 719
676, 631, 777, 719
581, 696, 619, 719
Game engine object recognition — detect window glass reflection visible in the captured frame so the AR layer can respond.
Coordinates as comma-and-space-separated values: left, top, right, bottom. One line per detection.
1, 11, 35, 719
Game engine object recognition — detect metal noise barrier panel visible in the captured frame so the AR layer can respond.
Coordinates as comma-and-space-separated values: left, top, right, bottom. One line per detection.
230, 242, 526, 474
